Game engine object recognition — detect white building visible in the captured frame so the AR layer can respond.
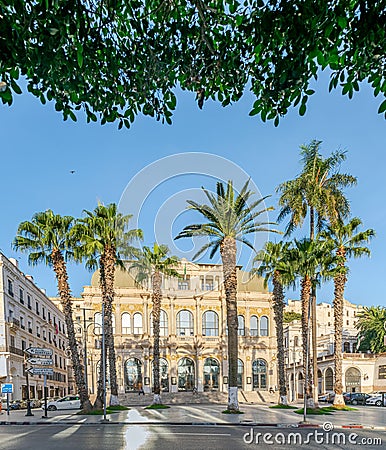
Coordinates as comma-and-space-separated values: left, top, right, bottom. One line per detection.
0, 253, 68, 400
283, 299, 369, 399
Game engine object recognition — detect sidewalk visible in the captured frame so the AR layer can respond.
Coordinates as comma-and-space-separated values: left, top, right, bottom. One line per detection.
1, 404, 386, 431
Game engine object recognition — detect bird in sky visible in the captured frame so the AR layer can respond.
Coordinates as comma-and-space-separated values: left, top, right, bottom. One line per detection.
70, 170, 75, 174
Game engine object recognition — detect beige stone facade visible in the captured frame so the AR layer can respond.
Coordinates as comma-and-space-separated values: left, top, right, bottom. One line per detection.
0, 253, 68, 401
66, 260, 278, 395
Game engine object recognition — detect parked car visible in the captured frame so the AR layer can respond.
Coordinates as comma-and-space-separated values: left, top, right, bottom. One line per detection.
9, 400, 27, 410
42, 395, 81, 411
318, 392, 335, 403
344, 392, 371, 405
368, 391, 386, 398
366, 395, 386, 407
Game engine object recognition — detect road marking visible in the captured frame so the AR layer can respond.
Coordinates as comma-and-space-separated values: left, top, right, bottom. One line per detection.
151, 432, 231, 436
52, 424, 81, 439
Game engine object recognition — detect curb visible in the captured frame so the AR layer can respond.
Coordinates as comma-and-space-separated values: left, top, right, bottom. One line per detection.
1, 421, 386, 430
0, 421, 312, 427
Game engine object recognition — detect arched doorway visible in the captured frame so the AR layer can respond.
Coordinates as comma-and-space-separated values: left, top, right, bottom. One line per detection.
252, 359, 267, 390
178, 357, 195, 391
325, 367, 334, 392
298, 372, 304, 398
345, 367, 361, 393
152, 358, 169, 392
237, 359, 244, 389
318, 369, 323, 395
203, 358, 220, 391
125, 358, 143, 392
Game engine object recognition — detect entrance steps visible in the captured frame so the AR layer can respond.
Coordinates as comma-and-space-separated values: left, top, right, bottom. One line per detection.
116, 390, 273, 406
118, 391, 228, 406
239, 390, 275, 404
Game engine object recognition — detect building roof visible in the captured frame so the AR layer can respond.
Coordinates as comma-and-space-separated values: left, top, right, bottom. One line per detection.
90, 266, 268, 293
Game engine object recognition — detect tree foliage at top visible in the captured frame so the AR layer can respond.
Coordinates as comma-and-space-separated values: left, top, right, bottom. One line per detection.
283, 311, 302, 323
1, 1, 385, 128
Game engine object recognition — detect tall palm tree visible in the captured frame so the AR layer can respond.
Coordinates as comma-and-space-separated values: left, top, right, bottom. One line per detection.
253, 241, 294, 406
13, 210, 92, 411
320, 218, 374, 407
130, 244, 179, 405
287, 239, 321, 402
75, 203, 142, 408
277, 140, 357, 405
356, 306, 386, 354
175, 179, 276, 412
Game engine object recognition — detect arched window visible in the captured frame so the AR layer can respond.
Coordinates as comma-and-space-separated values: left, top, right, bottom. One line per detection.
94, 312, 102, 335
133, 313, 143, 334
202, 311, 219, 336
176, 310, 194, 336
121, 313, 131, 334
237, 359, 244, 388
150, 310, 168, 336
250, 316, 258, 336
94, 311, 115, 334
345, 367, 361, 393
178, 357, 195, 391
294, 336, 299, 347
343, 342, 351, 353
125, 358, 142, 392
203, 358, 220, 390
260, 316, 269, 336
252, 359, 267, 389
325, 367, 334, 391
112, 313, 115, 333
238, 315, 245, 336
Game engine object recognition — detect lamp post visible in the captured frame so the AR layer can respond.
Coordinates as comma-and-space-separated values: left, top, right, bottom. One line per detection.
302, 294, 312, 424
101, 300, 109, 423
76, 307, 94, 394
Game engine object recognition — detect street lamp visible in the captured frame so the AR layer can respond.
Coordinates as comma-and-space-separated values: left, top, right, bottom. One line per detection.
75, 307, 95, 395
302, 294, 313, 424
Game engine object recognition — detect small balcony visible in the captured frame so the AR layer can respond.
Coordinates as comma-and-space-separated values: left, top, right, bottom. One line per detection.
9, 346, 24, 357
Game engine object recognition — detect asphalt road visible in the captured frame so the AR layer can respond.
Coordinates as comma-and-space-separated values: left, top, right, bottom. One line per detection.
0, 424, 385, 450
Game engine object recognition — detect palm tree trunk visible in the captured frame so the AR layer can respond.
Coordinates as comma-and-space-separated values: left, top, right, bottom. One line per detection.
309, 207, 318, 408
94, 258, 106, 410
300, 276, 312, 403
152, 271, 162, 405
104, 246, 120, 406
272, 273, 287, 405
311, 286, 319, 408
51, 249, 92, 411
220, 237, 239, 412
333, 247, 346, 407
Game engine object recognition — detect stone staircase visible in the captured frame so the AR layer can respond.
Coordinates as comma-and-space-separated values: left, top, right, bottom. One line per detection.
238, 390, 276, 404
118, 390, 273, 407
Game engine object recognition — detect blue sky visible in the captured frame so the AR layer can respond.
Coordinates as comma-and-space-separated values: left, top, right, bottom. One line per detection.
1, 71, 385, 307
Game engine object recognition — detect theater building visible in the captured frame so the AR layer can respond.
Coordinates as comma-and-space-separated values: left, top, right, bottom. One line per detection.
73, 259, 278, 395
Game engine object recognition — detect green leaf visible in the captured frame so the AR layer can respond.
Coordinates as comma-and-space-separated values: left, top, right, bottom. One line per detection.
337, 17, 347, 29
69, 110, 77, 121
378, 99, 386, 114
77, 44, 83, 68
11, 79, 22, 95
299, 103, 306, 116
